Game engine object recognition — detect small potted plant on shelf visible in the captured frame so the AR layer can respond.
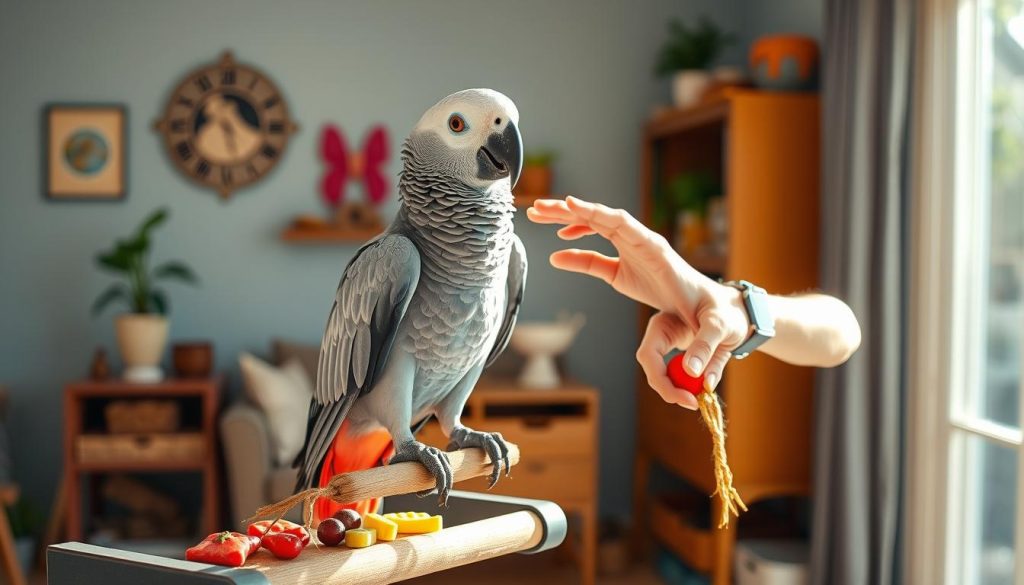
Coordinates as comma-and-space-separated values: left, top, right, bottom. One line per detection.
655, 16, 736, 109
92, 208, 199, 382
657, 172, 720, 256
514, 150, 557, 203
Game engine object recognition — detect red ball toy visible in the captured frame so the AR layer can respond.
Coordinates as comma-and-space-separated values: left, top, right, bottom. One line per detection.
667, 353, 705, 396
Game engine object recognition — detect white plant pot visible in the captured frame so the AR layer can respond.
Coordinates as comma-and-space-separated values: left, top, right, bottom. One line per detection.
672, 70, 712, 109
115, 314, 169, 382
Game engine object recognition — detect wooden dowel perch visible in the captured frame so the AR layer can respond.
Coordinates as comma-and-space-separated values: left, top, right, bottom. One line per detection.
249, 443, 521, 526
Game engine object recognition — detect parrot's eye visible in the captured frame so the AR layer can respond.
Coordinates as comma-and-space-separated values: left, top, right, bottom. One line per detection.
448, 114, 467, 134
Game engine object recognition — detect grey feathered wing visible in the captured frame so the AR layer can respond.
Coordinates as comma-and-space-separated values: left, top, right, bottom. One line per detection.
294, 234, 421, 491
485, 234, 527, 368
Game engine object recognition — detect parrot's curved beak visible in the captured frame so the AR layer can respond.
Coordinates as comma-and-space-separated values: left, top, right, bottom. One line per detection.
476, 121, 523, 188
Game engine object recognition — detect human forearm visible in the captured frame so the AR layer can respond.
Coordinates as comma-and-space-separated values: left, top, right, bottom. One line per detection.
724, 289, 861, 367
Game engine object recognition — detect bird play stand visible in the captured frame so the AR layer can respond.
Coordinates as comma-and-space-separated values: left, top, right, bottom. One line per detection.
47, 443, 567, 585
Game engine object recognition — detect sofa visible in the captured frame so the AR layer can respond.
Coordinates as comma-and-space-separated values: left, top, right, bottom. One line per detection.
219, 340, 318, 529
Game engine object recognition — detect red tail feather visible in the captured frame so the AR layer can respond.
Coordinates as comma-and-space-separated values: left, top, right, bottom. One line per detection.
315, 420, 395, 522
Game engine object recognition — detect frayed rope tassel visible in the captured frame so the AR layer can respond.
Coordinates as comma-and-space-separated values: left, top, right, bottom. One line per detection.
697, 389, 747, 528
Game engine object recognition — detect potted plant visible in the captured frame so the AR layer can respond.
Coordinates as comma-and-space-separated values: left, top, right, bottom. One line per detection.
92, 208, 199, 382
7, 497, 43, 575
655, 16, 736, 108
656, 172, 720, 255
514, 150, 557, 201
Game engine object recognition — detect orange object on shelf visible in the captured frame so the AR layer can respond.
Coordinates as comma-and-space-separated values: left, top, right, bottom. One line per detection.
749, 35, 819, 89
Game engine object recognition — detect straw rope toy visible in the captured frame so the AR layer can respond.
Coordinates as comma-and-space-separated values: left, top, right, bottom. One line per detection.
667, 353, 747, 528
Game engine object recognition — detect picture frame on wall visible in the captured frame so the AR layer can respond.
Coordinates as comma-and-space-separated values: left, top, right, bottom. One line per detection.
44, 104, 126, 201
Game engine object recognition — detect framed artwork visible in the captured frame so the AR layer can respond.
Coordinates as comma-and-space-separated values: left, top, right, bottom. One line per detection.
44, 104, 126, 201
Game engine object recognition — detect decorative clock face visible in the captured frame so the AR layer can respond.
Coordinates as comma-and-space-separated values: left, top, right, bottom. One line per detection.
155, 51, 297, 199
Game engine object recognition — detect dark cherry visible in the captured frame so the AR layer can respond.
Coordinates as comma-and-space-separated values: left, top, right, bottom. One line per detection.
316, 518, 345, 547
333, 509, 362, 531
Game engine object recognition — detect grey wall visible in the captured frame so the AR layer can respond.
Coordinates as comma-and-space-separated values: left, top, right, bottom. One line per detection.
741, 0, 824, 42
1, 0, 752, 521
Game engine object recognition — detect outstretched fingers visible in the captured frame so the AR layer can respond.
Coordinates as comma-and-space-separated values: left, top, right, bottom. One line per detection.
556, 224, 598, 240
529, 197, 651, 248
564, 196, 651, 247
549, 249, 619, 284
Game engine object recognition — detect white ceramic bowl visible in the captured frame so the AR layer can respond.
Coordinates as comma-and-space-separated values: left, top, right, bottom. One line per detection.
510, 314, 585, 389
510, 322, 579, 357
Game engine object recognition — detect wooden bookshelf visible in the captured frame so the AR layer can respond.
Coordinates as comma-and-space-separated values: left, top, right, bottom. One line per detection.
632, 89, 820, 585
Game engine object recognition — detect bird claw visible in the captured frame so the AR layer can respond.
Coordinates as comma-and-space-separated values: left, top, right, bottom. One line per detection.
447, 427, 511, 488
390, 441, 453, 507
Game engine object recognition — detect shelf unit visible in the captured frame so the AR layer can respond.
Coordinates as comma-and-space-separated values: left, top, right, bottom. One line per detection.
280, 225, 382, 244
632, 89, 821, 585
63, 377, 223, 543
416, 378, 600, 585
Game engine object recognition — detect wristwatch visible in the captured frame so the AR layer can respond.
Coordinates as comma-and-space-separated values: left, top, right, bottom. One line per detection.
721, 280, 775, 359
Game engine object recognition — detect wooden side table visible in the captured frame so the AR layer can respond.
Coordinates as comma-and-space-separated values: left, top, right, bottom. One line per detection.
417, 378, 600, 585
63, 377, 223, 543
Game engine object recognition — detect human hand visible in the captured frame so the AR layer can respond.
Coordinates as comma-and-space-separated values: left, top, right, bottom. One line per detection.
526, 196, 750, 409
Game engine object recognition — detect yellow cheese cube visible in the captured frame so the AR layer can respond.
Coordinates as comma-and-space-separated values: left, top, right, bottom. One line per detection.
344, 528, 376, 548
362, 513, 398, 541
382, 512, 443, 534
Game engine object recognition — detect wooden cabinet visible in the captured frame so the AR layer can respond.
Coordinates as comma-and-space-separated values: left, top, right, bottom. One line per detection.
633, 90, 820, 585
63, 377, 223, 544
417, 378, 599, 585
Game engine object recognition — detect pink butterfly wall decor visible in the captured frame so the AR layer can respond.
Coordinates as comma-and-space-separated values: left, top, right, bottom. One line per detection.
319, 124, 390, 207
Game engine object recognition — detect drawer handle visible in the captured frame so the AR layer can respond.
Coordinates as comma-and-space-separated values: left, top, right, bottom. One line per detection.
523, 416, 552, 429
525, 462, 546, 474
133, 436, 153, 448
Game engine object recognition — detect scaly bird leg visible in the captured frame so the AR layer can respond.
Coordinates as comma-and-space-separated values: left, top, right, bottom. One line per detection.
446, 426, 511, 487
389, 440, 453, 506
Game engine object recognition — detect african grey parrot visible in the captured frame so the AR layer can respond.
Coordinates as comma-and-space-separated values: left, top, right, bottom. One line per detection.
294, 89, 526, 518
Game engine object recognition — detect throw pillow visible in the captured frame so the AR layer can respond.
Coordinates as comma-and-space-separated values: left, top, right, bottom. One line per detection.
238, 352, 312, 467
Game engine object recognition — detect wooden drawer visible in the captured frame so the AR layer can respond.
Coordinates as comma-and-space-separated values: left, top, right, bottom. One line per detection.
418, 418, 592, 459
650, 496, 713, 573
76, 433, 205, 466
457, 457, 594, 502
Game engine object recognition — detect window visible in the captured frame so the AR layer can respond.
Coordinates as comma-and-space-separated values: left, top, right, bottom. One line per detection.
909, 0, 1024, 583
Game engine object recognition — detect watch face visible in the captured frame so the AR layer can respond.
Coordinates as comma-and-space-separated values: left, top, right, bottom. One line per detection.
745, 287, 776, 334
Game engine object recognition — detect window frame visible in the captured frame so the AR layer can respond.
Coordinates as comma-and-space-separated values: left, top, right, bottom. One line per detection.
907, 0, 1024, 582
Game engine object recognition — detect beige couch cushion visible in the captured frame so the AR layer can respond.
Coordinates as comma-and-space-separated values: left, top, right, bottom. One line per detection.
239, 352, 313, 467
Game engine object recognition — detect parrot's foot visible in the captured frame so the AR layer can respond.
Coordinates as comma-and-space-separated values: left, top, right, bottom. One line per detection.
390, 440, 453, 506
446, 427, 511, 488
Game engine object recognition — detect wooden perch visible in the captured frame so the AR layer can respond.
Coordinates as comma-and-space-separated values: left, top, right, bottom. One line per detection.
248, 510, 542, 584
250, 443, 521, 524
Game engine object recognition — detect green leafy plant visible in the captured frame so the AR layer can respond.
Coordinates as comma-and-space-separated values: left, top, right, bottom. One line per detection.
654, 16, 735, 76
6, 497, 44, 539
652, 171, 720, 227
524, 150, 558, 167
92, 208, 199, 316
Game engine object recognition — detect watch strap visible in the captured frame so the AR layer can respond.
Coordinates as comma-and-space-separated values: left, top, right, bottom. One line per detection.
722, 280, 775, 359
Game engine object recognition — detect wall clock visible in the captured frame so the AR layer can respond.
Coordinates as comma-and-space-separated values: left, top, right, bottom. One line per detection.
155, 51, 297, 199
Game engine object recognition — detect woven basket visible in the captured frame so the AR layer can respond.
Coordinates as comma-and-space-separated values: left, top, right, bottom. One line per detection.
105, 400, 180, 434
